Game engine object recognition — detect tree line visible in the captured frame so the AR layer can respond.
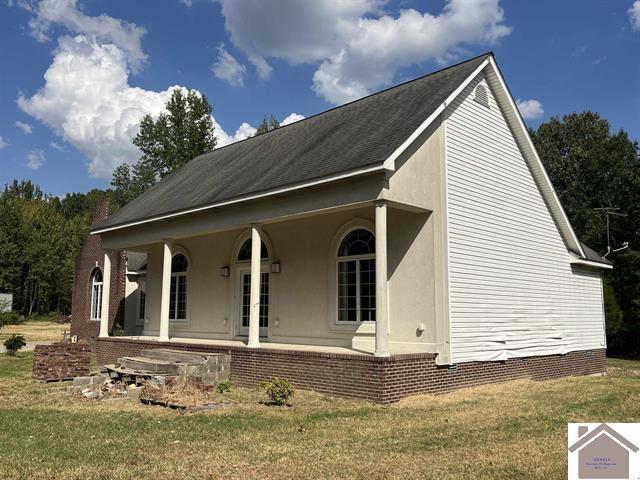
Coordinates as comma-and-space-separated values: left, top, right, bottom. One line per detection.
0, 88, 638, 357
0, 181, 113, 316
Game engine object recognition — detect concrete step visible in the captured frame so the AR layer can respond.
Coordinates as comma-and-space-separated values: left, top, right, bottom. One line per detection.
117, 356, 181, 374
139, 348, 215, 365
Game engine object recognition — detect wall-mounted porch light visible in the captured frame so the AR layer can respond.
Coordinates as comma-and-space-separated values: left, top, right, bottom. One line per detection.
220, 266, 230, 277
271, 261, 281, 273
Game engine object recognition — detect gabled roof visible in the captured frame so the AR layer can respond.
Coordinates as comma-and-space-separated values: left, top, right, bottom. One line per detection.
569, 424, 639, 453
93, 53, 492, 233
93, 53, 592, 263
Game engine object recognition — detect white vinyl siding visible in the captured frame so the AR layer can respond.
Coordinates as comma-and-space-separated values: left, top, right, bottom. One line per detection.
444, 74, 606, 364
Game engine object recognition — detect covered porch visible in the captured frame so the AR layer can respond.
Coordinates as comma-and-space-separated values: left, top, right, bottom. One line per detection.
96, 188, 436, 358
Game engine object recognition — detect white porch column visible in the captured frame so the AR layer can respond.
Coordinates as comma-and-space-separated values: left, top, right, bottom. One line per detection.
247, 225, 261, 348
375, 201, 390, 357
98, 251, 111, 338
158, 239, 172, 342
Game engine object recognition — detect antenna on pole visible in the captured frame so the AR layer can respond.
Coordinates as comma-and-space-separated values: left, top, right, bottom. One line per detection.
594, 207, 629, 258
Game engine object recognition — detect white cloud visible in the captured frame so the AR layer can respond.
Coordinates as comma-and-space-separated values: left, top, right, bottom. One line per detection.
217, 0, 512, 104
213, 112, 305, 147
180, 0, 193, 7
18, 33, 183, 178
16, 1, 285, 178
26, 0, 147, 70
26, 149, 44, 170
218, 0, 380, 80
212, 44, 246, 86
213, 120, 256, 147
0, 137, 10, 149
516, 99, 544, 120
15, 120, 33, 134
50, 140, 65, 151
629, 1, 640, 30
281, 113, 304, 125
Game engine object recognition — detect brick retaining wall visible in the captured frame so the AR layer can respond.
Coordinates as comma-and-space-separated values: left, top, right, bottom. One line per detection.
96, 337, 606, 403
33, 342, 92, 382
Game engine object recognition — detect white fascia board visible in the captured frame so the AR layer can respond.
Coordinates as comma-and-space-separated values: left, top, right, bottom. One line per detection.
92, 164, 388, 235
382, 58, 491, 171
568, 252, 613, 270
485, 56, 586, 258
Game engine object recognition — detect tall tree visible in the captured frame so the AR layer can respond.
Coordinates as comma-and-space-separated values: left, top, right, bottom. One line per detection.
0, 181, 96, 315
531, 111, 640, 357
254, 114, 280, 136
112, 88, 217, 205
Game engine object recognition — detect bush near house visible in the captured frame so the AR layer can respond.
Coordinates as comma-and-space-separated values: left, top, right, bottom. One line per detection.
261, 378, 294, 405
216, 379, 233, 394
4, 334, 26, 356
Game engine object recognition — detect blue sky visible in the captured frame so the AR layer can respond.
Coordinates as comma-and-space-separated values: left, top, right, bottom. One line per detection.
0, 0, 638, 197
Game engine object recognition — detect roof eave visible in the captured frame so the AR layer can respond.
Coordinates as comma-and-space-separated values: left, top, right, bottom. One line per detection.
485, 56, 586, 258
91, 163, 389, 235
568, 252, 613, 270
382, 56, 492, 171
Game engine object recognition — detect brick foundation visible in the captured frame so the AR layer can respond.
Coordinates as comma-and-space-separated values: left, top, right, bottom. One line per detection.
95, 337, 606, 403
33, 342, 92, 382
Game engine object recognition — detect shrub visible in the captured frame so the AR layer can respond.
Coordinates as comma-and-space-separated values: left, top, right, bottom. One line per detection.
110, 324, 125, 336
0, 311, 23, 326
216, 379, 233, 394
4, 334, 26, 356
261, 378, 294, 406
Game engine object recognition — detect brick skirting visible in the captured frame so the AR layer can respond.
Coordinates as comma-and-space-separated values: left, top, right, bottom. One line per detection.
33, 342, 92, 382
95, 337, 606, 403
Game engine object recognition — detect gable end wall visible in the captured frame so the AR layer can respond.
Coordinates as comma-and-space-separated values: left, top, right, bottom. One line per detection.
444, 73, 606, 364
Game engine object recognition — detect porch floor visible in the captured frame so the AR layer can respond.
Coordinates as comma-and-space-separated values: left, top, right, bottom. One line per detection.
116, 336, 372, 356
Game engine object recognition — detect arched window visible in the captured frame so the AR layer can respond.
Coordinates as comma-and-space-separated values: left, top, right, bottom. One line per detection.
237, 238, 269, 261
90, 269, 103, 320
337, 229, 375, 322
170, 253, 188, 321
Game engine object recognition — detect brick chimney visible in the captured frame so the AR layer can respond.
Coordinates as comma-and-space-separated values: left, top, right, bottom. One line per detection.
91, 198, 110, 228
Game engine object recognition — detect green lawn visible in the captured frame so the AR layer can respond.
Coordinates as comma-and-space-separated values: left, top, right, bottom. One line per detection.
0, 354, 638, 479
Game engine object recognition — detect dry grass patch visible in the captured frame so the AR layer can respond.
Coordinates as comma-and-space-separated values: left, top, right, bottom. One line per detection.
0, 353, 639, 480
0, 319, 68, 343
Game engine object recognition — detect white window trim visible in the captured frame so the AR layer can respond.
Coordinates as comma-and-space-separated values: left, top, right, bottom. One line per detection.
237, 267, 271, 333
334, 226, 376, 326
169, 251, 190, 323
336, 252, 376, 324
90, 269, 103, 321
233, 229, 273, 265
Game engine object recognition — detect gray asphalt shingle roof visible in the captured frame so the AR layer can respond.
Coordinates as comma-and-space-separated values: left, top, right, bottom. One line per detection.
579, 242, 612, 266
95, 53, 491, 231
126, 251, 148, 273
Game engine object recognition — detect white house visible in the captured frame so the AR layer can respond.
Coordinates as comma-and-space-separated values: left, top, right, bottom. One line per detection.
74, 53, 610, 402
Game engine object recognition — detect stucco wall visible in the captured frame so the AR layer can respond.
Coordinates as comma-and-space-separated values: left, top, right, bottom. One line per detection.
123, 274, 141, 335
137, 203, 440, 353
